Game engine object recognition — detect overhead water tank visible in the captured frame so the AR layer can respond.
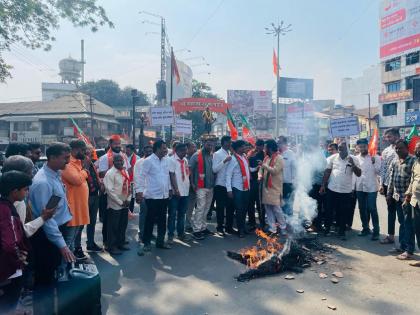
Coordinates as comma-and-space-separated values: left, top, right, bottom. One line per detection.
59, 57, 82, 84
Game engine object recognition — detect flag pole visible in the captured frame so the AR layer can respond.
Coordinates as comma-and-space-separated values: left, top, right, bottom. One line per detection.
169, 46, 174, 142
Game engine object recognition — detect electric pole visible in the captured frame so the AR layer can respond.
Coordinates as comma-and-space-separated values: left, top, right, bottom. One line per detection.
81, 39, 85, 85
89, 94, 95, 145
265, 21, 292, 138
131, 89, 138, 147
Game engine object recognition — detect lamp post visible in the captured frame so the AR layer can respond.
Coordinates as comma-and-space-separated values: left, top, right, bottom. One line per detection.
265, 21, 292, 138
131, 89, 138, 147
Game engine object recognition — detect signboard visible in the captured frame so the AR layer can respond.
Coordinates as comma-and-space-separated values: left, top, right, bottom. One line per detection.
405, 110, 420, 125
379, 89, 412, 103
287, 103, 315, 118
143, 130, 156, 138
10, 131, 41, 143
150, 106, 174, 126
380, 0, 420, 59
172, 98, 230, 114
175, 118, 193, 135
63, 127, 74, 137
330, 117, 360, 138
227, 90, 272, 114
278, 77, 314, 99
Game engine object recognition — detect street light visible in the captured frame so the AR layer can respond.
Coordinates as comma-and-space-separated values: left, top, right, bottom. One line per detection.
265, 20, 292, 138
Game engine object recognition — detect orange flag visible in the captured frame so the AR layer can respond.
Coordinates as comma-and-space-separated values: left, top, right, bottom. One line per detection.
171, 50, 180, 84
272, 49, 278, 76
368, 128, 379, 156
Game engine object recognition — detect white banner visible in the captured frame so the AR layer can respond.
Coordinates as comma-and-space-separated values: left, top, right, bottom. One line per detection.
150, 106, 174, 126
175, 118, 192, 135
330, 116, 360, 138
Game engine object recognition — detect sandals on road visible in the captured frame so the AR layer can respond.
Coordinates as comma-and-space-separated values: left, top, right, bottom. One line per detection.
396, 252, 413, 260
380, 236, 395, 244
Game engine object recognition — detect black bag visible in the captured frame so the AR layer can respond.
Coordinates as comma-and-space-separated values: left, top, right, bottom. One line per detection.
56, 263, 102, 315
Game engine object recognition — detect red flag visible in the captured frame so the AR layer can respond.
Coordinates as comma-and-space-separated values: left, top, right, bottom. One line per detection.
272, 49, 278, 76
171, 50, 180, 84
409, 135, 420, 155
368, 128, 379, 156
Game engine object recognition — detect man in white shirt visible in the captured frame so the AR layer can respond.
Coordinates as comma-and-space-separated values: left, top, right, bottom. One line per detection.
103, 155, 131, 255
354, 138, 381, 240
320, 142, 361, 239
226, 140, 251, 238
168, 143, 191, 243
212, 136, 234, 235
97, 135, 129, 245
133, 145, 153, 243
136, 140, 172, 251
278, 136, 296, 215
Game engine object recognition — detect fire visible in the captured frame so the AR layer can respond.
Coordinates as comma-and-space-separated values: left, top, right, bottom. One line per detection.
239, 229, 284, 269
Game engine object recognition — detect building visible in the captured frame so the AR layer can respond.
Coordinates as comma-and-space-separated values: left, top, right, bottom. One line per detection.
0, 93, 119, 149
353, 107, 379, 137
378, 0, 420, 137
341, 65, 381, 109
42, 82, 77, 102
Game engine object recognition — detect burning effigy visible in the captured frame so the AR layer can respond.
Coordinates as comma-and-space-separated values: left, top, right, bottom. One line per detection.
227, 229, 330, 282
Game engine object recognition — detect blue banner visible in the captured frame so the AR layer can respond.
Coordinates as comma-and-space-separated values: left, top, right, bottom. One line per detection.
405, 111, 420, 125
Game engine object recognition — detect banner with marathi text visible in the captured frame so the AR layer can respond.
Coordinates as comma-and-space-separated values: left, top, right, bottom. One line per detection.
172, 98, 231, 114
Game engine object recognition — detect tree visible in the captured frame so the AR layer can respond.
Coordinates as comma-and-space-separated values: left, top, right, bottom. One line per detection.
181, 79, 219, 141
0, 0, 113, 82
80, 79, 150, 108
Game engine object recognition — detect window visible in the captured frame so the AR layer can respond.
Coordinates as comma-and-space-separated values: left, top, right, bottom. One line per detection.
13, 121, 40, 132
406, 75, 420, 90
385, 57, 401, 72
406, 51, 420, 66
383, 103, 397, 116
406, 101, 419, 111
386, 81, 401, 92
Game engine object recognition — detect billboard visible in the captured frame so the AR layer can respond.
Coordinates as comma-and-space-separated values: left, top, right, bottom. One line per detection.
380, 0, 420, 59
227, 90, 272, 115
166, 57, 193, 102
278, 77, 314, 99
172, 98, 230, 114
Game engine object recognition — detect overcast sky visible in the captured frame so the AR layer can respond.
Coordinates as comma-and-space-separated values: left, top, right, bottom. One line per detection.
0, 0, 380, 104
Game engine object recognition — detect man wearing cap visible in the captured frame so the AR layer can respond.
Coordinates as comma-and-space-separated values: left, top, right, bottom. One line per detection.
354, 138, 381, 240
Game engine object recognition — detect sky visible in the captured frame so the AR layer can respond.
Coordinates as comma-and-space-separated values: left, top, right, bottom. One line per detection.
0, 0, 381, 104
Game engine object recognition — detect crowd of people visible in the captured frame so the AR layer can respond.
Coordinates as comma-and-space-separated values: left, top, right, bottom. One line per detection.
1, 128, 420, 314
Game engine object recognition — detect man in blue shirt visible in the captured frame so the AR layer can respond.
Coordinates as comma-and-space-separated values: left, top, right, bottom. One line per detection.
30, 143, 76, 285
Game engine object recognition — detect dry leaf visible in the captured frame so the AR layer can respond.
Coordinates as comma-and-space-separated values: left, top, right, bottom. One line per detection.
332, 271, 344, 278
328, 305, 337, 310
331, 277, 339, 284
319, 273, 328, 279
285, 275, 295, 280
296, 289, 304, 293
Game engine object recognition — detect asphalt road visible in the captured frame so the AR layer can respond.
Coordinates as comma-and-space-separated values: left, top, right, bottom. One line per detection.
89, 196, 420, 315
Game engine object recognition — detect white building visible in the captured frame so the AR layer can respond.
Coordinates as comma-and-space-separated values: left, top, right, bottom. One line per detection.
42, 82, 77, 102
341, 64, 381, 109
378, 0, 420, 136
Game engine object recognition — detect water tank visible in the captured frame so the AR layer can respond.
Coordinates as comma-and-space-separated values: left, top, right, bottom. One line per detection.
59, 57, 82, 84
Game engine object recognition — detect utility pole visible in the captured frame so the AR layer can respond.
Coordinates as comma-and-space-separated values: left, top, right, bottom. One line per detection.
131, 89, 138, 147
265, 21, 292, 138
169, 46, 174, 142
80, 39, 85, 85
89, 94, 95, 144
368, 93, 371, 137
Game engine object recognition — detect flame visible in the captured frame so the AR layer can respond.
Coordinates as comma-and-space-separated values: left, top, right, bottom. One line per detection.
239, 229, 284, 269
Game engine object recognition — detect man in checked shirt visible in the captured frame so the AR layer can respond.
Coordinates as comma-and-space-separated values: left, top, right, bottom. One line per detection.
379, 128, 400, 245
386, 139, 416, 259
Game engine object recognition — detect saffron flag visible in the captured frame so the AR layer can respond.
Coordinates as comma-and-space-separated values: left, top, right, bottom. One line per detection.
368, 128, 379, 156
407, 125, 420, 155
226, 109, 238, 140
272, 49, 278, 76
239, 114, 256, 145
171, 50, 180, 84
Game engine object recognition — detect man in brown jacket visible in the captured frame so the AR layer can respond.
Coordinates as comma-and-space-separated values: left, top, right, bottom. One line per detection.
259, 139, 286, 236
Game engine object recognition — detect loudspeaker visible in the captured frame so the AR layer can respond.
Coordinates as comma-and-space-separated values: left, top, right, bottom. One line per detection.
414, 78, 420, 103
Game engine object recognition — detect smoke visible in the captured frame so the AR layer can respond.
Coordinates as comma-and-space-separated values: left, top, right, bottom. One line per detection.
287, 147, 326, 236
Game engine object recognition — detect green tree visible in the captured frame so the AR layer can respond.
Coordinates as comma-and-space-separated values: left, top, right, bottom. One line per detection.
0, 0, 113, 82
181, 79, 219, 141
80, 79, 150, 107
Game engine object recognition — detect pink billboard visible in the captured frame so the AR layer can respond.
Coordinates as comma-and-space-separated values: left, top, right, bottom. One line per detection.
380, 0, 420, 59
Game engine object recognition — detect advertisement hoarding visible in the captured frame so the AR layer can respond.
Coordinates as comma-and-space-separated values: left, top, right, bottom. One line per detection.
278, 77, 314, 99
380, 0, 420, 59
378, 89, 412, 102
227, 90, 272, 114
172, 98, 230, 114
330, 117, 360, 138
150, 106, 174, 126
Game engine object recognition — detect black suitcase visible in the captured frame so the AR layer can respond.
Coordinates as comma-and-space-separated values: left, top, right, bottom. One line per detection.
56, 262, 102, 315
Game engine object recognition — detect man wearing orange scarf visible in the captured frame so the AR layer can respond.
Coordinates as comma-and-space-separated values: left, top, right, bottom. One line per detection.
189, 137, 215, 240
103, 155, 131, 255
226, 140, 251, 238
258, 139, 286, 236
61, 139, 89, 261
